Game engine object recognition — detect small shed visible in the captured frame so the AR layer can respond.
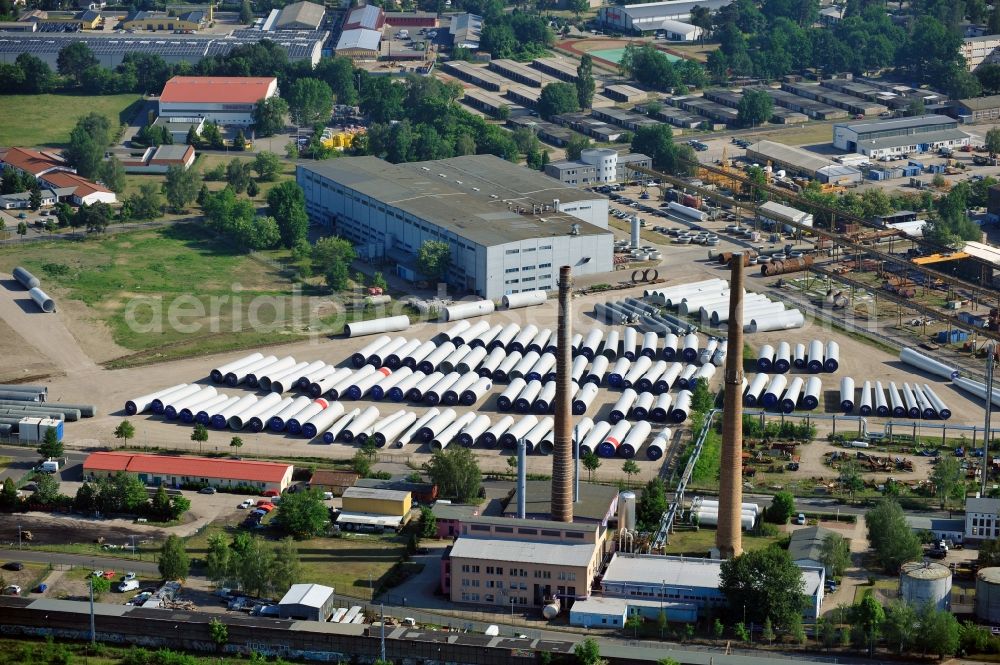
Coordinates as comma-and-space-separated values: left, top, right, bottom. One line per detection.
309, 469, 360, 496
277, 583, 336, 621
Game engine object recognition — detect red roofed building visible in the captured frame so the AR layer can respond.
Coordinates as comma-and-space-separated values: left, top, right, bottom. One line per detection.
158, 76, 279, 126
83, 452, 293, 492
0, 147, 74, 178
39, 171, 117, 206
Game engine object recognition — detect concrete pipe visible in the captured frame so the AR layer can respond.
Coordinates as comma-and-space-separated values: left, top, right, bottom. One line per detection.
210, 353, 264, 384
344, 315, 410, 338
840, 377, 856, 414
574, 418, 595, 447
429, 412, 477, 452
439, 344, 473, 374
745, 310, 805, 333
650, 393, 673, 422
622, 326, 638, 361
373, 411, 418, 447
340, 406, 381, 442
180, 393, 229, 424
490, 323, 521, 351
636, 360, 668, 393
510, 351, 541, 382
246, 396, 293, 433
610, 388, 639, 424
387, 371, 425, 402
501, 290, 546, 309
510, 325, 539, 354
824, 341, 840, 373
404, 340, 437, 370
440, 320, 472, 343
693, 363, 716, 384
801, 376, 822, 410
345, 367, 392, 400
197, 396, 239, 426
521, 416, 554, 455
245, 356, 295, 388
500, 415, 539, 449
602, 329, 620, 360
151, 384, 202, 415
533, 381, 557, 413
572, 382, 599, 415
423, 372, 461, 406
774, 341, 792, 374
286, 399, 329, 435
527, 328, 553, 355
698, 339, 718, 366
212, 394, 259, 430
807, 340, 824, 373
631, 391, 655, 420
442, 300, 495, 323
597, 420, 631, 458
126, 383, 189, 415
572, 355, 590, 384
514, 379, 544, 413
858, 380, 873, 416
670, 390, 693, 424
300, 402, 347, 439
528, 353, 556, 383
351, 335, 392, 367
291, 361, 329, 390
923, 384, 951, 420
585, 355, 609, 385
622, 356, 653, 389
419, 341, 456, 375
456, 414, 492, 448
676, 364, 698, 390
0, 384, 46, 395
661, 333, 678, 361
457, 346, 489, 374
888, 382, 906, 417
900, 347, 960, 381
655, 363, 683, 394
709, 300, 784, 327
368, 337, 408, 369
310, 367, 355, 399
762, 375, 788, 410
901, 382, 920, 418
29, 287, 55, 313
322, 408, 361, 444
385, 340, 421, 370
417, 409, 458, 442
471, 324, 503, 349
370, 367, 414, 401
681, 333, 699, 362
493, 351, 523, 383
164, 387, 218, 420
646, 429, 671, 461
743, 373, 769, 407
711, 340, 728, 367
224, 355, 278, 386
13, 266, 39, 289
756, 344, 775, 372
780, 377, 804, 414
398, 408, 440, 448
455, 320, 491, 347
912, 384, 936, 420
497, 378, 528, 412
619, 420, 652, 459
442, 373, 479, 406
260, 361, 309, 392
478, 347, 507, 378
481, 414, 515, 449
461, 373, 494, 405
874, 381, 889, 417
579, 421, 612, 457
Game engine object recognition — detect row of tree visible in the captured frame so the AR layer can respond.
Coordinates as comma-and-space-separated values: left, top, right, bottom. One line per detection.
204, 531, 302, 599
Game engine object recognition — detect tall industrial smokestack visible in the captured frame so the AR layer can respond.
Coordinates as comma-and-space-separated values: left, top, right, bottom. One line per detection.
716, 254, 745, 559
551, 265, 574, 522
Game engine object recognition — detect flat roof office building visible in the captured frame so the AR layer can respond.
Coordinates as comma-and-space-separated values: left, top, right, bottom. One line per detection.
296, 156, 612, 299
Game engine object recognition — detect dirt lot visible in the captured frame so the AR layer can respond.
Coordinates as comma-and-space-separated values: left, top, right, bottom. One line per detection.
0, 561, 49, 594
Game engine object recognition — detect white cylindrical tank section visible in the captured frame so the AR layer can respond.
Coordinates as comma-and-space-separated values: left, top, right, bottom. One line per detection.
761, 375, 787, 410
502, 290, 547, 309
840, 377, 856, 413
510, 325, 539, 354
636, 360, 668, 393
618, 491, 637, 531
581, 147, 618, 182
580, 329, 604, 361
245, 396, 293, 432
179, 392, 228, 424
373, 411, 418, 447
646, 429, 671, 460
351, 335, 392, 367
656, 363, 683, 394
900, 347, 960, 380
900, 561, 952, 611
622, 327, 638, 361
457, 414, 492, 448
346, 367, 392, 400
619, 420, 652, 459
430, 412, 477, 451
461, 376, 493, 406
440, 320, 472, 343
610, 389, 639, 423
150, 384, 202, 415
709, 301, 784, 327
438, 345, 473, 374
911, 384, 935, 420
481, 414, 515, 449
640, 332, 658, 359
344, 315, 410, 337
442, 300, 495, 322
424, 372, 461, 406
670, 390, 692, 423
573, 417, 594, 446
953, 376, 1000, 409
210, 353, 264, 383
369, 337, 408, 368
385, 339, 421, 369
522, 416, 554, 454
397, 408, 440, 448
542, 598, 562, 620
874, 381, 889, 417
419, 341, 456, 375
608, 357, 631, 388
858, 380, 873, 416
793, 343, 806, 369
493, 350, 523, 383
300, 402, 347, 439
257, 359, 305, 391
572, 382, 599, 415
418, 409, 458, 442
291, 360, 330, 390
780, 377, 804, 414
901, 383, 920, 418
13, 266, 40, 289
197, 396, 239, 426
692, 363, 716, 385
497, 378, 528, 412
527, 329, 552, 354
245, 356, 295, 388
455, 320, 491, 347
807, 340, 824, 373
340, 406, 381, 441
579, 421, 612, 456
773, 342, 792, 374
490, 323, 520, 350
478, 347, 507, 378
597, 420, 631, 458
650, 393, 673, 422
676, 364, 698, 390
622, 356, 653, 389
513, 380, 544, 413
370, 367, 414, 401
500, 415, 539, 448
29, 287, 55, 313
310, 367, 354, 399
745, 310, 804, 333
534, 381, 557, 413
603, 330, 620, 360
923, 384, 951, 420
801, 376, 822, 410
824, 341, 840, 373
511, 351, 541, 381
223, 355, 278, 387
888, 381, 905, 417
661, 333, 678, 361
442, 373, 479, 406
585, 355, 608, 385
744, 373, 769, 407
164, 387, 218, 420
126, 383, 189, 415
757, 344, 775, 372
323, 408, 361, 444
404, 340, 437, 370
472, 324, 503, 349
698, 339, 718, 366
977, 568, 1000, 623
681, 333, 699, 362
212, 394, 259, 429
457, 346, 489, 375
286, 399, 329, 434
630, 391, 655, 420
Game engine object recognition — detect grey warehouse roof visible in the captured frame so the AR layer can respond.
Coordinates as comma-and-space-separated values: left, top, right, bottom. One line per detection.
856, 128, 969, 152
336, 28, 380, 51
837, 113, 957, 135
298, 155, 609, 247
604, 553, 823, 595
275, 1, 325, 29
747, 140, 833, 172
278, 583, 334, 608
449, 537, 597, 567
613, 0, 731, 19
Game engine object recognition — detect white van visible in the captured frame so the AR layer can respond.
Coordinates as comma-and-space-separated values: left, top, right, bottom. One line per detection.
39, 460, 59, 473
484, 625, 500, 636
117, 579, 140, 593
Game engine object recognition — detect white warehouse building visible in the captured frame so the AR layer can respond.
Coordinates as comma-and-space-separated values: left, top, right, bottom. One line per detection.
832, 114, 970, 159
296, 155, 613, 299
598, 0, 731, 34
157, 76, 279, 126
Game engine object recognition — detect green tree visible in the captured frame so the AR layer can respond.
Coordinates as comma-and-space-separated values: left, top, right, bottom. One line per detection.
371, 271, 388, 291
882, 599, 917, 654
239, 0, 253, 23
630, 124, 695, 176
13, 53, 53, 94
191, 423, 209, 454
930, 454, 963, 509
226, 158, 252, 193
186, 125, 200, 147
287, 78, 334, 127
565, 134, 590, 160
33, 473, 61, 504
247, 180, 259, 198
979, 537, 1000, 567
622, 459, 640, 487
97, 157, 126, 194
0, 477, 19, 512
113, 420, 135, 449
765, 491, 795, 524
36, 425, 63, 460
761, 617, 775, 645
819, 532, 850, 578
839, 459, 864, 500
854, 589, 884, 655
690, 378, 714, 413
129, 182, 164, 220
915, 602, 960, 657
271, 537, 303, 592
163, 164, 200, 213
67, 113, 111, 178
209, 618, 228, 649
656, 610, 668, 637
419, 505, 437, 538
158, 534, 190, 580
423, 446, 482, 502
573, 638, 603, 665
253, 151, 281, 181
233, 130, 247, 152
57, 41, 98, 86
351, 449, 372, 476
635, 478, 666, 532
15, 221, 26, 240
582, 451, 601, 481
865, 499, 922, 574
712, 618, 724, 638
206, 532, 231, 586
275, 487, 328, 538
230, 436, 243, 454
202, 121, 225, 150
575, 54, 595, 110
986, 127, 1000, 157
150, 484, 172, 520
417, 239, 452, 282
719, 547, 805, 629
266, 181, 309, 248
736, 89, 773, 128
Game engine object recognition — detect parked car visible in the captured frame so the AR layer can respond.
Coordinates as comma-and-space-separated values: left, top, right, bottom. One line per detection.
91, 570, 104, 578
102, 570, 116, 579
239, 499, 253, 509
2, 562, 24, 571
4, 585, 22, 595
199, 487, 217, 495
794, 513, 806, 525
262, 489, 279, 497
117, 579, 140, 593
122, 572, 136, 581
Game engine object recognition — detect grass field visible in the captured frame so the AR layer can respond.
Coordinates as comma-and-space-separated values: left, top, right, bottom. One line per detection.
661, 526, 779, 555
0, 94, 142, 148
765, 122, 837, 147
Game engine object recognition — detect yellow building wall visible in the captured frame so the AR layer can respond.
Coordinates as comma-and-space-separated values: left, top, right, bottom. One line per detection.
342, 494, 411, 516
123, 17, 201, 30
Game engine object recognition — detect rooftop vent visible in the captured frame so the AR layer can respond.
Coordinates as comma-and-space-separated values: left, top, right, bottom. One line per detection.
569, 224, 580, 236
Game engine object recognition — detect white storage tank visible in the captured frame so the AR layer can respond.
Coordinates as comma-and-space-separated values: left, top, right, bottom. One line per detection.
899, 561, 951, 611
618, 491, 636, 531
977, 567, 1000, 623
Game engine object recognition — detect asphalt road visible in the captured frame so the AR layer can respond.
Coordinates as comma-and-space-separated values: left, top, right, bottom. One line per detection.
0, 444, 88, 484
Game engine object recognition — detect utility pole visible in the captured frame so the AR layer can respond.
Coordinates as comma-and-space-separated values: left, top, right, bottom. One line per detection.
89, 576, 96, 644
983, 342, 995, 498
380, 603, 386, 662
